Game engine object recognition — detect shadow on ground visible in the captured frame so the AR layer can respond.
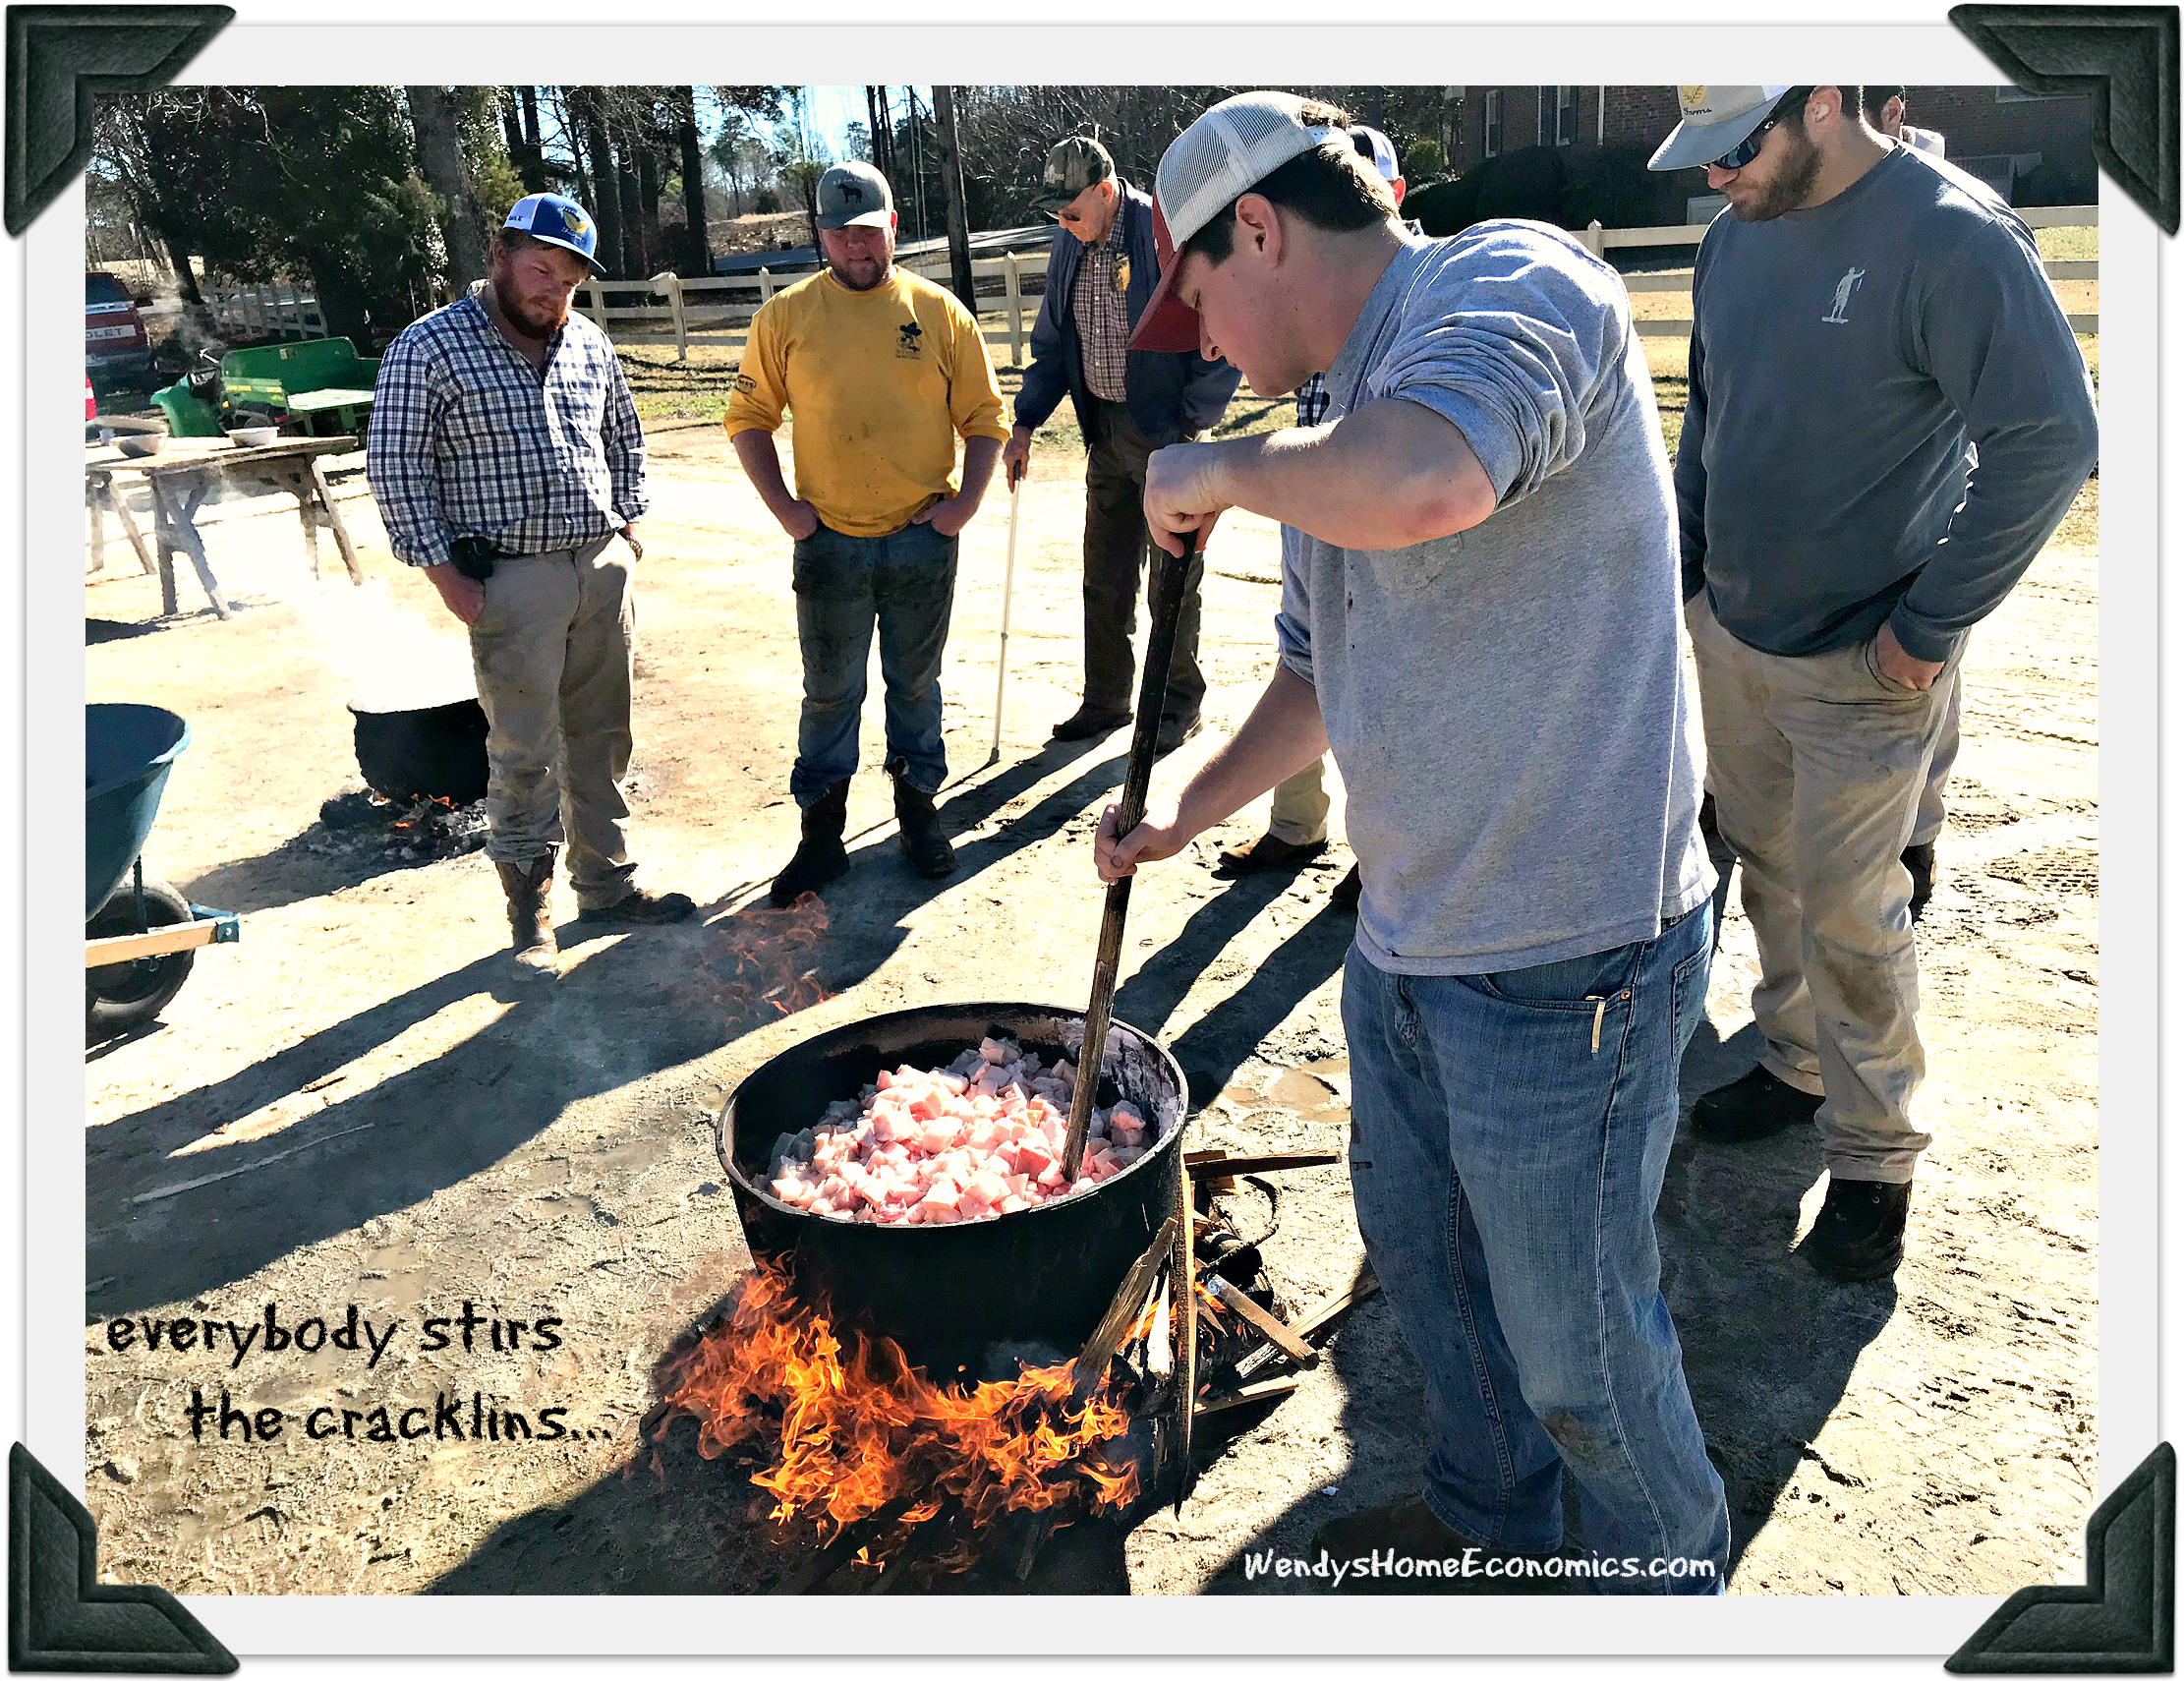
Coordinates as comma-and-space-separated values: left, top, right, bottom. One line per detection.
86, 896, 909, 1318
1172, 1004, 1895, 1594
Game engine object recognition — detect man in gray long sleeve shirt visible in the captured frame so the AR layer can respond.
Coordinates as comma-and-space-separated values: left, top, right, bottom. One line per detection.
1651, 85, 2098, 1279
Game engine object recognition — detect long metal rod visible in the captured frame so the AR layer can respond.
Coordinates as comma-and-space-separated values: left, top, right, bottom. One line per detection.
987, 471, 1021, 766
1060, 532, 1195, 1181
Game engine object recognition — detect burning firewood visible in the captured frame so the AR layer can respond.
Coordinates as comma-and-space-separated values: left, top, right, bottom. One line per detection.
657, 1266, 1142, 1593
1205, 1273, 1318, 1368
1173, 1161, 1197, 1513
1232, 1266, 1382, 1386
1071, 1218, 1178, 1406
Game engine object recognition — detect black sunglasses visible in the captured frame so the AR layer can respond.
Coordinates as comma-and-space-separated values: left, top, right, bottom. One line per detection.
1712, 89, 1810, 170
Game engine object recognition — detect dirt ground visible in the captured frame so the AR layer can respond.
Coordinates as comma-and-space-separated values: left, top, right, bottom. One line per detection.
82, 418, 2098, 1600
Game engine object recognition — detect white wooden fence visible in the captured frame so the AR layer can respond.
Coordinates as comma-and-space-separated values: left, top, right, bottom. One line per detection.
201, 203, 2097, 364
573, 245, 1053, 365
204, 283, 327, 341
1579, 203, 2098, 338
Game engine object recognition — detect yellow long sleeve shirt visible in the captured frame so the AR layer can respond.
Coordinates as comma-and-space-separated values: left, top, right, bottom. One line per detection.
722, 266, 1009, 537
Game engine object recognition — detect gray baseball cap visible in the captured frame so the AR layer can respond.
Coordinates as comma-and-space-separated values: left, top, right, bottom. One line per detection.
1647, 86, 1797, 172
816, 160, 894, 230
1032, 135, 1116, 213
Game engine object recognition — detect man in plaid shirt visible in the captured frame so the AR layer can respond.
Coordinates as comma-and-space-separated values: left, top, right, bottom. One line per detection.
369, 194, 693, 966
1213, 127, 1408, 910
1003, 135, 1240, 756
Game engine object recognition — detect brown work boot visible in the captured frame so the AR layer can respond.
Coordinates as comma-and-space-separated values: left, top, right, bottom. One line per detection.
888, 759, 955, 880
1214, 831, 1327, 877
770, 779, 851, 906
577, 887, 697, 925
494, 850, 557, 967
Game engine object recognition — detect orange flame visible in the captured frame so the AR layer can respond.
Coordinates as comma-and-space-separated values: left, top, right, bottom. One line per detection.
703, 896, 834, 1025
657, 1268, 1140, 1569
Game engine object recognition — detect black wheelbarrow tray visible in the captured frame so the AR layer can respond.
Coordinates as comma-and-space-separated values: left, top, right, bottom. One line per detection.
86, 703, 238, 1033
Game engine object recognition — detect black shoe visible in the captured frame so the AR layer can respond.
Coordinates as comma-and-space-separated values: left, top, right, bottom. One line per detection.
1154, 714, 1203, 756
770, 779, 850, 907
577, 887, 696, 925
1308, 1495, 1565, 1594
1904, 840, 1936, 922
1691, 1066, 1823, 1143
888, 759, 955, 880
1050, 705, 1132, 741
1214, 832, 1326, 877
1330, 862, 1362, 909
1802, 1177, 1912, 1282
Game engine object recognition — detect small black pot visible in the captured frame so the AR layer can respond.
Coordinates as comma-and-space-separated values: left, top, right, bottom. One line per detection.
719, 1002, 1189, 1380
349, 699, 489, 805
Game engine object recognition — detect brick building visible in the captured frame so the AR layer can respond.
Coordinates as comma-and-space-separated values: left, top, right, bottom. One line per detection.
1433, 85, 2096, 224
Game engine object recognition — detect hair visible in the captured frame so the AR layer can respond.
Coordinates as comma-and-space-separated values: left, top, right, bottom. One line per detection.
1778, 86, 1875, 134
1180, 99, 1397, 266
493, 227, 548, 259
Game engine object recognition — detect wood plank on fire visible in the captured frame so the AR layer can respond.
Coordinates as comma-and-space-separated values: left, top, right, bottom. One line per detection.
1194, 1374, 1303, 1420
1206, 1274, 1318, 1368
1232, 1266, 1382, 1385
773, 1493, 924, 1594
1071, 1216, 1178, 1406
1174, 1161, 1197, 1513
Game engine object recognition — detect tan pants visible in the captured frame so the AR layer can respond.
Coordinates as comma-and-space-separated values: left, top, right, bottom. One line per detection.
1268, 755, 1331, 845
1686, 592, 1962, 1184
469, 536, 638, 911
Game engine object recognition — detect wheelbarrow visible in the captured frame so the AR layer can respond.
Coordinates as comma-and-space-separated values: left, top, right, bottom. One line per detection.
86, 704, 238, 1035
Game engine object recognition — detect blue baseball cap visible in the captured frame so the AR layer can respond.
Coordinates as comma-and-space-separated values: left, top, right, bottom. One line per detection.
502, 194, 607, 275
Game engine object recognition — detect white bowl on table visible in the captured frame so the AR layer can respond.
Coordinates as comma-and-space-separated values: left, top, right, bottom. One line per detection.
228, 426, 279, 449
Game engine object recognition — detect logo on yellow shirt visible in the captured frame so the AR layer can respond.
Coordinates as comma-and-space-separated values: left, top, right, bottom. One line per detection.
897, 319, 924, 359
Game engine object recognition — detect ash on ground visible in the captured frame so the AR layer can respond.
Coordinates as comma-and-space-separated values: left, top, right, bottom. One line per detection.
316, 785, 489, 862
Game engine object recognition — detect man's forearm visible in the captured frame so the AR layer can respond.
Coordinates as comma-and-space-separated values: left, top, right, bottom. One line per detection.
1203, 402, 1496, 550
729, 430, 798, 520
959, 435, 1002, 504
1172, 667, 1330, 839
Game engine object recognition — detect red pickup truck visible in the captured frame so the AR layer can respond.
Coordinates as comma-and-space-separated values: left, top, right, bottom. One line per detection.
85, 271, 153, 386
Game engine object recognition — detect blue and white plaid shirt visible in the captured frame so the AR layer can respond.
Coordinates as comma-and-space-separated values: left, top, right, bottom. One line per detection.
367, 283, 647, 568
1294, 374, 1332, 428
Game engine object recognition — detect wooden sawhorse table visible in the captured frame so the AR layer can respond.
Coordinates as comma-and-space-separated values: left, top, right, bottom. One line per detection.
84, 435, 366, 620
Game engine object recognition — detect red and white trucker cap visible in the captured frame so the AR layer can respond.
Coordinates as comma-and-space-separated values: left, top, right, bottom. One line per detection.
1129, 90, 1351, 354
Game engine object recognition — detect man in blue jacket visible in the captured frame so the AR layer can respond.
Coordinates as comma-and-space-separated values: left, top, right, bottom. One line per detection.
1001, 136, 1241, 754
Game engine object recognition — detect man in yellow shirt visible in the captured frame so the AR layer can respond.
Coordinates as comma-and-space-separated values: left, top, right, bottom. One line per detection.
725, 160, 1009, 905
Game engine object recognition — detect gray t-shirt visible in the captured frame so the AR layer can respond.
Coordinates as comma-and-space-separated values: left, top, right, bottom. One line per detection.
1675, 145, 2098, 662
1278, 222, 1712, 975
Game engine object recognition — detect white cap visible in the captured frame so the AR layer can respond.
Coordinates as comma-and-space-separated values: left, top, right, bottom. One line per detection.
1349, 125, 1402, 185
1647, 85, 1796, 172
1152, 90, 1351, 250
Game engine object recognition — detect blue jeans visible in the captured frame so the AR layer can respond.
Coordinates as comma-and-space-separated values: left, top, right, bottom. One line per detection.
1341, 902, 1730, 1594
789, 521, 956, 805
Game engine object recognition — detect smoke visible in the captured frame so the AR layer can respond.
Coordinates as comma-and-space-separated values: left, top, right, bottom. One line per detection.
293, 574, 478, 715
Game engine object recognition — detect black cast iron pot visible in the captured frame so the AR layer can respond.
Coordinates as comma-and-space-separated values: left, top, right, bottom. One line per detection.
349, 699, 489, 805
718, 1002, 1189, 1380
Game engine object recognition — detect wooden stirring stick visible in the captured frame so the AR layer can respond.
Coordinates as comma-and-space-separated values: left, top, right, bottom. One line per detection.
1060, 528, 1201, 1182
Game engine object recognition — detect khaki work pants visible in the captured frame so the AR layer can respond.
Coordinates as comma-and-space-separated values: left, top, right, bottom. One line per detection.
1268, 755, 1332, 846
468, 535, 639, 911
1081, 397, 1206, 725
1686, 591, 1962, 1184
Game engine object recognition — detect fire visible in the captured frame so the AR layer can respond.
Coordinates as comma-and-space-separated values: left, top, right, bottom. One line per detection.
657, 1267, 1140, 1572
704, 895, 833, 1023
